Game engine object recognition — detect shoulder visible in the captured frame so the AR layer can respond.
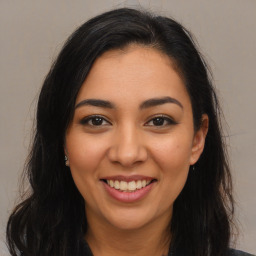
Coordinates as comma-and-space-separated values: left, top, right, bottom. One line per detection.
229, 249, 256, 256
173, 247, 255, 256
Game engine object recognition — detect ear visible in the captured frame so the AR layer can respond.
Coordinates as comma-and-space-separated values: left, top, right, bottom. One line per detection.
63, 145, 70, 166
63, 138, 68, 155
189, 114, 209, 165
64, 146, 68, 156
63, 143, 69, 159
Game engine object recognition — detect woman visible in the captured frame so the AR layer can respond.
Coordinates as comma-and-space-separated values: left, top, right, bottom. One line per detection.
6, 8, 255, 256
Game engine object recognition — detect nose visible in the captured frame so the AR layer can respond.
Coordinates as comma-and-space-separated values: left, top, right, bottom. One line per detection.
107, 125, 148, 167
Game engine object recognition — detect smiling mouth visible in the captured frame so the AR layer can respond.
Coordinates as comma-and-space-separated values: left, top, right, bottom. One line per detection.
101, 179, 157, 192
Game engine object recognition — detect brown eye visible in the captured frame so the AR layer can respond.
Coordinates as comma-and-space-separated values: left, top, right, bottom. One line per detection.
91, 117, 104, 126
80, 115, 110, 126
145, 115, 177, 127
152, 117, 165, 126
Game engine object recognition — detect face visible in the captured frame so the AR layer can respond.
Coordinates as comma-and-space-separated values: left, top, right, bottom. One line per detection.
65, 45, 207, 231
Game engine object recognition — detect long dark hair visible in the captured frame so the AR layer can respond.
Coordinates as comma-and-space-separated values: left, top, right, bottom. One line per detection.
7, 8, 235, 256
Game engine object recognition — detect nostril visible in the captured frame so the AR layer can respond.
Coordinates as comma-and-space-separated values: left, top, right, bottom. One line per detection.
107, 141, 148, 167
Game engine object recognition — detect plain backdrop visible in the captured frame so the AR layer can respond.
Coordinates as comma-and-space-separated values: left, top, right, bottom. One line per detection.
0, 0, 255, 254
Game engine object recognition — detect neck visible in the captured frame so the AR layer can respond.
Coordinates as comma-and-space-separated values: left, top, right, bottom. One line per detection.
85, 209, 172, 256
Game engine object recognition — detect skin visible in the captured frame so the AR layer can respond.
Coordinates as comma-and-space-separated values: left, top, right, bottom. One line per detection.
65, 45, 208, 256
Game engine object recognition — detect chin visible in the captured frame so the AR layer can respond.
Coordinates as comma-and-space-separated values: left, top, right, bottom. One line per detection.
102, 207, 159, 231
109, 216, 150, 231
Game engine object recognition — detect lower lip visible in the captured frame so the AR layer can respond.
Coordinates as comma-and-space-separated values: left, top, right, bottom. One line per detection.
102, 181, 155, 203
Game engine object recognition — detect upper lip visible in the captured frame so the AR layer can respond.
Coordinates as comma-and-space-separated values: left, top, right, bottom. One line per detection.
100, 175, 156, 182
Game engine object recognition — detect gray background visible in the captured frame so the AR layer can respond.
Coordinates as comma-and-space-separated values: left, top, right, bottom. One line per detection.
0, 0, 255, 254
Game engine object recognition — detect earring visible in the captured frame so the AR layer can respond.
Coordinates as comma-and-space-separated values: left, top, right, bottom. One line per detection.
191, 165, 195, 171
65, 155, 69, 166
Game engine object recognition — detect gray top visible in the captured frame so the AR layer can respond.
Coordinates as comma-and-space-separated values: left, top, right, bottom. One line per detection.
229, 249, 255, 256
81, 240, 256, 256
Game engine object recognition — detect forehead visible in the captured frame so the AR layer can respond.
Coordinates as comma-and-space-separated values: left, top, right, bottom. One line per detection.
76, 45, 190, 107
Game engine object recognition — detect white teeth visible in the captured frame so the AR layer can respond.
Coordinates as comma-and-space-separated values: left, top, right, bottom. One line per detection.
128, 181, 136, 191
106, 179, 153, 192
120, 181, 128, 190
114, 180, 120, 189
109, 180, 114, 187
136, 180, 142, 189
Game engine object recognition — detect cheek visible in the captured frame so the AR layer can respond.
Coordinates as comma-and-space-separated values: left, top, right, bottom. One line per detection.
65, 133, 110, 204
65, 133, 111, 201
66, 133, 108, 173
150, 133, 192, 197
151, 134, 193, 172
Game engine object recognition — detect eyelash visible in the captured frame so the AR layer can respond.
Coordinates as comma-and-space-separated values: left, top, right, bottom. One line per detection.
79, 115, 111, 126
79, 115, 177, 127
145, 115, 177, 127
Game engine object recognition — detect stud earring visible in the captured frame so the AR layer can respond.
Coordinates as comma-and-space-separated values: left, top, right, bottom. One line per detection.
65, 155, 69, 166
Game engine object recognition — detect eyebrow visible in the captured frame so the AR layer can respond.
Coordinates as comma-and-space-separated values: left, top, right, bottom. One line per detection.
140, 96, 183, 109
75, 96, 183, 110
75, 99, 115, 109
